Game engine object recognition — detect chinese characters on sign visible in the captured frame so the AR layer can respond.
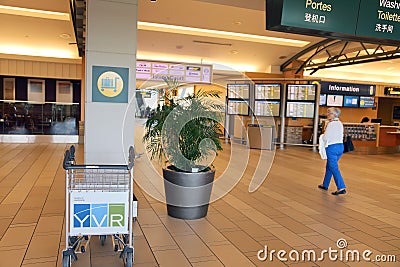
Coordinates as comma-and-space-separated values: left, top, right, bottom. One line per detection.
305, 13, 326, 24
375, 24, 394, 33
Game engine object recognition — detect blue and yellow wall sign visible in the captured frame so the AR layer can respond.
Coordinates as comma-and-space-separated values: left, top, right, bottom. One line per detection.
92, 66, 129, 103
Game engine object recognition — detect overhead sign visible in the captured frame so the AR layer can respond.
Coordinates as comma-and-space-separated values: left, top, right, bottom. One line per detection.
280, 0, 359, 35
384, 86, 400, 95
320, 81, 376, 96
266, 0, 400, 45
136, 60, 212, 84
357, 0, 400, 41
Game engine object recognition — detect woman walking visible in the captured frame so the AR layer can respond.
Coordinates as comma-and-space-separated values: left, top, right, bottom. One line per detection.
318, 107, 347, 195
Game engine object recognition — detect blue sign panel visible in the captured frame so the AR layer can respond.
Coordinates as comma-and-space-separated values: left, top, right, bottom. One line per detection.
320, 82, 375, 96
92, 66, 129, 103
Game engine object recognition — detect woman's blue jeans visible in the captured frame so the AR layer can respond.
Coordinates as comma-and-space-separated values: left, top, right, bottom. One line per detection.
322, 143, 346, 190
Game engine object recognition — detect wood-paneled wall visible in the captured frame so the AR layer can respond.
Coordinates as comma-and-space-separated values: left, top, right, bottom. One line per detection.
0, 58, 82, 80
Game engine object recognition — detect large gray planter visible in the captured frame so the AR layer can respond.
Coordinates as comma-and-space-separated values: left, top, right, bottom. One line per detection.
163, 167, 215, 220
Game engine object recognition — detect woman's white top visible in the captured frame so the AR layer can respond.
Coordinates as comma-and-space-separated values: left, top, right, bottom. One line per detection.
322, 119, 343, 146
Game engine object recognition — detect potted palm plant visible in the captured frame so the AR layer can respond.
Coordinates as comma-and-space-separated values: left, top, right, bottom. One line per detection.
143, 78, 224, 219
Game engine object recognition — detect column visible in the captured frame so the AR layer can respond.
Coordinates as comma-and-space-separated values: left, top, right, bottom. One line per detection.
84, 0, 137, 164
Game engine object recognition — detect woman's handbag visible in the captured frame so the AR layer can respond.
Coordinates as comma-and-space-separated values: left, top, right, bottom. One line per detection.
343, 135, 354, 153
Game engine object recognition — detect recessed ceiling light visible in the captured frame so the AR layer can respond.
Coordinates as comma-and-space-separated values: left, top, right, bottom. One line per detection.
59, 33, 71, 39
233, 21, 242, 25
387, 67, 396, 70
230, 50, 238, 54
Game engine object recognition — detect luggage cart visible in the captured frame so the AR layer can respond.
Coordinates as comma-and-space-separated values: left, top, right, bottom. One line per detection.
62, 146, 136, 267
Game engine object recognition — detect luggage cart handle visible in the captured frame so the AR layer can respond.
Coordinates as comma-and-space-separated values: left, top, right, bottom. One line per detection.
65, 164, 129, 170
63, 145, 134, 170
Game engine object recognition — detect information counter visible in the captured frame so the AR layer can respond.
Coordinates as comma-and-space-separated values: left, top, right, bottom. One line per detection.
343, 123, 400, 154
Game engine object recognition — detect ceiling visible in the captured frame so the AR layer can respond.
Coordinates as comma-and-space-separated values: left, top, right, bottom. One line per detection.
2, 0, 400, 83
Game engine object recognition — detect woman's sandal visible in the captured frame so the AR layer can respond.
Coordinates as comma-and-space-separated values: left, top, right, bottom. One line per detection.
332, 189, 346, 195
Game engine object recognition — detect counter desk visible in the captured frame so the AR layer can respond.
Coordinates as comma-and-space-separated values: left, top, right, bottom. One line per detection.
343, 123, 400, 154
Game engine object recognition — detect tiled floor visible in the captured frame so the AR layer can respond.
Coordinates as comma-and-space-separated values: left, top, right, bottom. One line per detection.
0, 137, 399, 266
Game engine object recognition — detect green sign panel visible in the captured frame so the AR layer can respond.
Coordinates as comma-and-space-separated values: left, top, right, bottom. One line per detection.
281, 0, 359, 35
356, 0, 400, 41
267, 0, 400, 44
92, 66, 129, 103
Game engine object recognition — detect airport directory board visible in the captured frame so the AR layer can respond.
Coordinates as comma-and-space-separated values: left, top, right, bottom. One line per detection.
266, 0, 400, 45
285, 84, 316, 118
254, 84, 281, 99
286, 102, 315, 118
227, 84, 250, 99
227, 83, 250, 116
287, 84, 316, 101
254, 100, 280, 117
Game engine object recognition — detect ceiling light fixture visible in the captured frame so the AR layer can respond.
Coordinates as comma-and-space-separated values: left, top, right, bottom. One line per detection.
59, 33, 71, 39
137, 21, 309, 47
0, 5, 70, 21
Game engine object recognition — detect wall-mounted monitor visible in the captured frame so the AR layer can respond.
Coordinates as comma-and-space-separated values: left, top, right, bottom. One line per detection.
254, 101, 280, 117
319, 94, 327, 106
287, 84, 316, 101
227, 84, 250, 99
359, 96, 375, 108
343, 95, 359, 107
255, 84, 281, 100
227, 100, 249, 115
327, 95, 343, 107
286, 102, 315, 118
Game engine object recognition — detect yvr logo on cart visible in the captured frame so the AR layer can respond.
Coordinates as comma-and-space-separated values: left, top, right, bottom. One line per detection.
73, 203, 125, 228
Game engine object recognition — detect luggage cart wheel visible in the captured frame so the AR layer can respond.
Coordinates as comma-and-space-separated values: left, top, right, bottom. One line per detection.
100, 235, 106, 246
62, 254, 71, 267
125, 251, 133, 267
114, 244, 119, 252
81, 246, 85, 253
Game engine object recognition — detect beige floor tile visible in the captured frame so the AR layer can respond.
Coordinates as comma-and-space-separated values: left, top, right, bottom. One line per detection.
0, 225, 35, 247
174, 234, 214, 259
22, 257, 56, 266
0, 203, 21, 218
0, 218, 12, 239
0, 248, 26, 267
209, 243, 256, 266
25, 234, 60, 260
141, 225, 178, 250
248, 255, 288, 266
41, 199, 65, 216
132, 236, 159, 265
34, 215, 64, 235
159, 216, 194, 236
12, 208, 41, 225
265, 226, 311, 247
139, 208, 163, 226
234, 219, 276, 241
222, 230, 262, 253
187, 219, 227, 244
191, 260, 224, 267
154, 249, 191, 267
